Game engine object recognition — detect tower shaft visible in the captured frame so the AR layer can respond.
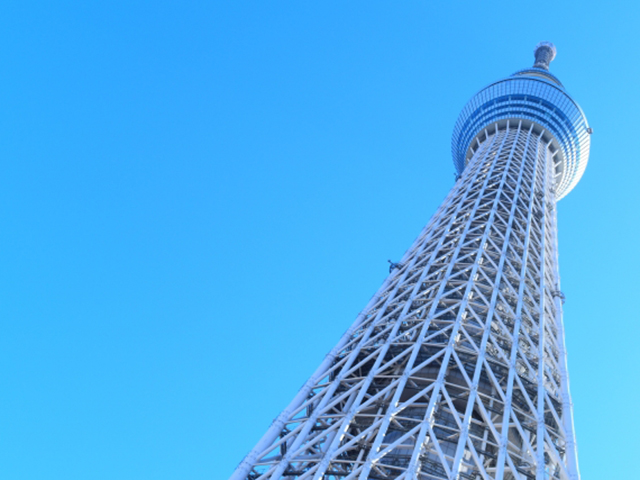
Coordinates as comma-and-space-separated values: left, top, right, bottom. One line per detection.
233, 120, 579, 480
232, 42, 590, 480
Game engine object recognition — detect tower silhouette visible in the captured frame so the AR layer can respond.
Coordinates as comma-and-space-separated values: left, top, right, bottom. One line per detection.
232, 42, 590, 480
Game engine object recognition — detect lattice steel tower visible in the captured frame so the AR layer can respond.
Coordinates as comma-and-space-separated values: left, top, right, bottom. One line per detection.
232, 42, 591, 480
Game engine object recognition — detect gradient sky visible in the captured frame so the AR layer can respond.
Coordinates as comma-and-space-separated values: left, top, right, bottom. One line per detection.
0, 2, 637, 479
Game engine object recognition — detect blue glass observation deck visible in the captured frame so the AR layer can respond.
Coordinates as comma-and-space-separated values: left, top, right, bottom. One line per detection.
452, 42, 591, 200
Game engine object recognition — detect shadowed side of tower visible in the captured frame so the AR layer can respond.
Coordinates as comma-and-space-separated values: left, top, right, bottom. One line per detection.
231, 43, 590, 480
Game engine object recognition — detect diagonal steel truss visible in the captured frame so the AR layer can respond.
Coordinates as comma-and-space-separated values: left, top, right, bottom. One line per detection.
231, 120, 581, 480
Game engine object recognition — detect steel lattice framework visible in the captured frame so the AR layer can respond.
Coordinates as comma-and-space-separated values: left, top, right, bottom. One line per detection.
232, 42, 591, 480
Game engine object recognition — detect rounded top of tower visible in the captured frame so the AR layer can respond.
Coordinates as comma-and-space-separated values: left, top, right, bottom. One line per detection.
451, 42, 591, 200
533, 41, 557, 70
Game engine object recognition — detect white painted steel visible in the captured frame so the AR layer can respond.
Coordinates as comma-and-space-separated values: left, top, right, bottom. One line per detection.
231, 118, 582, 480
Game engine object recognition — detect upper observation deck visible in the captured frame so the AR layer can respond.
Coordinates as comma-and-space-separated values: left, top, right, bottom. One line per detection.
451, 42, 591, 200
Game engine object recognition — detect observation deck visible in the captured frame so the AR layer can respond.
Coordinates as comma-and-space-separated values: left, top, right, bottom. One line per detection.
451, 42, 591, 199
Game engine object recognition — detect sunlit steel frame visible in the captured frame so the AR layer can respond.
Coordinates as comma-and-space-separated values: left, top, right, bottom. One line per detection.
231, 45, 589, 480
232, 120, 581, 480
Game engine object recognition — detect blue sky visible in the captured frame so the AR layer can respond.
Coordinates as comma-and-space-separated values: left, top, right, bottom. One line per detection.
0, 2, 637, 479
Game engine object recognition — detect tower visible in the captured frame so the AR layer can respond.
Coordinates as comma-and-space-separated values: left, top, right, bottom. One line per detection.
232, 42, 590, 480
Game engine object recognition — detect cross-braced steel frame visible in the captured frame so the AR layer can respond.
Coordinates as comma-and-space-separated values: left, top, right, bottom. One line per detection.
231, 43, 589, 480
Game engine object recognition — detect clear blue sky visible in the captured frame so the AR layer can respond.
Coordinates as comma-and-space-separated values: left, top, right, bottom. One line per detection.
0, 2, 636, 479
